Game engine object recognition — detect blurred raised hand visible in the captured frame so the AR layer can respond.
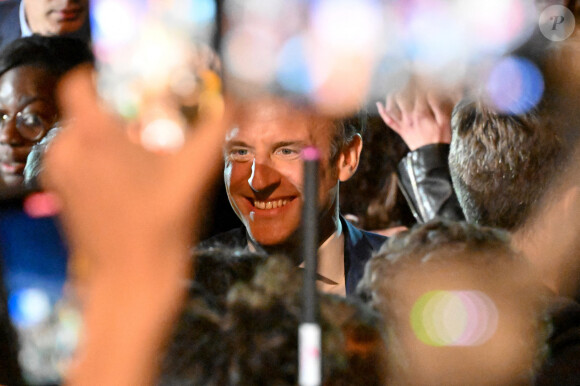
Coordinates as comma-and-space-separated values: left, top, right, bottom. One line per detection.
376, 78, 461, 150
42, 66, 226, 386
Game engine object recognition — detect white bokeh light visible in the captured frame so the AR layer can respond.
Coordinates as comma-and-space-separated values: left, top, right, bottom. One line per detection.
311, 0, 383, 53
141, 118, 186, 153
91, 0, 140, 49
224, 26, 280, 85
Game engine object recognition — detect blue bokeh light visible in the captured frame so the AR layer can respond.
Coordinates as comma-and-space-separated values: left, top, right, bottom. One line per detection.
190, 0, 217, 25
486, 56, 544, 115
276, 36, 314, 95
9, 288, 52, 328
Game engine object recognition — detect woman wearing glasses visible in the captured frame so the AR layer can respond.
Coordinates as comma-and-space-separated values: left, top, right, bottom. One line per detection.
0, 35, 93, 187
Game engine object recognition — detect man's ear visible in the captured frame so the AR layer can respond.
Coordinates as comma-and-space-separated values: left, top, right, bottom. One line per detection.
337, 134, 363, 182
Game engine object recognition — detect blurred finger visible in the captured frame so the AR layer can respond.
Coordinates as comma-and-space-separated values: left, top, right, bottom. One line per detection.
173, 95, 228, 195
377, 101, 400, 133
396, 89, 414, 128
413, 93, 436, 126
427, 92, 453, 129
384, 94, 402, 122
57, 65, 100, 128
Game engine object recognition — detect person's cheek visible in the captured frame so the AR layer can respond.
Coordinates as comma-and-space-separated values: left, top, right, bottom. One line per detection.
225, 160, 252, 211
317, 162, 339, 207
224, 161, 234, 190
276, 160, 304, 193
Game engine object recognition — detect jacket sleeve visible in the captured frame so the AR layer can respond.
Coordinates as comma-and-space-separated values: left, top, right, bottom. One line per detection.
397, 144, 465, 223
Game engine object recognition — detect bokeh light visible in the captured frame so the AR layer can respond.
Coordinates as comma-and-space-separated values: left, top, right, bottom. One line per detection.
306, 0, 383, 113
411, 290, 499, 347
23, 193, 60, 219
404, 1, 468, 73
140, 118, 186, 153
166, 0, 216, 25
222, 0, 540, 110
223, 25, 279, 86
130, 25, 187, 84
226, 0, 289, 23
486, 56, 545, 115
310, 0, 382, 53
92, 0, 218, 141
455, 0, 535, 54
276, 36, 315, 95
90, 0, 143, 56
366, 54, 412, 105
9, 288, 52, 328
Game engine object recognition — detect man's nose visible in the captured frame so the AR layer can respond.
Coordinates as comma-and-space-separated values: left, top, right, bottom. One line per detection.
248, 158, 281, 194
0, 116, 24, 145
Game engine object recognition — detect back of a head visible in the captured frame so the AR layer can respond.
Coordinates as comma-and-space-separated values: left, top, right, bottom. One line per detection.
0, 35, 94, 79
160, 255, 387, 385
448, 98, 567, 230
449, 35, 580, 232
188, 247, 267, 307
358, 220, 550, 385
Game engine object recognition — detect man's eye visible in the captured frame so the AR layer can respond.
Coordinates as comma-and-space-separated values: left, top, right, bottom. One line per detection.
275, 147, 299, 158
229, 148, 252, 161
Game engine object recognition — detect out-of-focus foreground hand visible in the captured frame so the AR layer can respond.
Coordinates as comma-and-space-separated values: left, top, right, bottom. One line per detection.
43, 66, 226, 386
376, 79, 461, 151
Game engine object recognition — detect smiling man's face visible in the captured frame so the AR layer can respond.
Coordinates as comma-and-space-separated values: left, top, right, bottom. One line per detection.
23, 0, 89, 36
224, 99, 342, 248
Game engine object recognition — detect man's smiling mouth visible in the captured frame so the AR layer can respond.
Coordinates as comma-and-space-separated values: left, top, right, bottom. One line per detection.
250, 198, 293, 210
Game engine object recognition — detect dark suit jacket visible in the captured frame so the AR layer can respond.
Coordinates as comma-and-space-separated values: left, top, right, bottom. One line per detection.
199, 216, 387, 295
535, 297, 580, 385
0, 0, 20, 52
0, 0, 91, 52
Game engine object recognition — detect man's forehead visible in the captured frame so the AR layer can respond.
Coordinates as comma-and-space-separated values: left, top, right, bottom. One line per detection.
234, 98, 309, 129
227, 103, 334, 143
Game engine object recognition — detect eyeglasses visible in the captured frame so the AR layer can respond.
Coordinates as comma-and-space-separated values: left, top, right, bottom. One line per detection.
0, 111, 53, 141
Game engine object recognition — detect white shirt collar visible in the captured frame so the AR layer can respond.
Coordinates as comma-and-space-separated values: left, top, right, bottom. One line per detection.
247, 221, 346, 296
19, 1, 33, 37
314, 220, 345, 295
296, 220, 345, 296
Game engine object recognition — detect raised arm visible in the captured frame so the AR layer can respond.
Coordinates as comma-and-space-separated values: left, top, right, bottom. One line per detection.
43, 67, 226, 386
377, 80, 464, 222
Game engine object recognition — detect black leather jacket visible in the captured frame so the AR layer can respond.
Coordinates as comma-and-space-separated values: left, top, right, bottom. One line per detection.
397, 144, 465, 223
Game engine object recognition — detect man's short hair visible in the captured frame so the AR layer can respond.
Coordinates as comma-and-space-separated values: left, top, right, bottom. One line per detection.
449, 40, 580, 231
0, 35, 94, 78
448, 98, 568, 230
330, 111, 366, 162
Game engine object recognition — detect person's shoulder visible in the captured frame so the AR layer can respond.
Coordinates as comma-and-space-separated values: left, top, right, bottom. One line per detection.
535, 297, 580, 385
197, 227, 248, 250
0, 0, 21, 51
341, 217, 388, 294
359, 228, 388, 247
0, 0, 19, 11
0, 0, 19, 23
342, 217, 388, 251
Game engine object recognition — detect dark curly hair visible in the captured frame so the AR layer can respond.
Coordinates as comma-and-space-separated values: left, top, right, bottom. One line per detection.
0, 35, 94, 79
159, 253, 387, 385
340, 114, 414, 230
